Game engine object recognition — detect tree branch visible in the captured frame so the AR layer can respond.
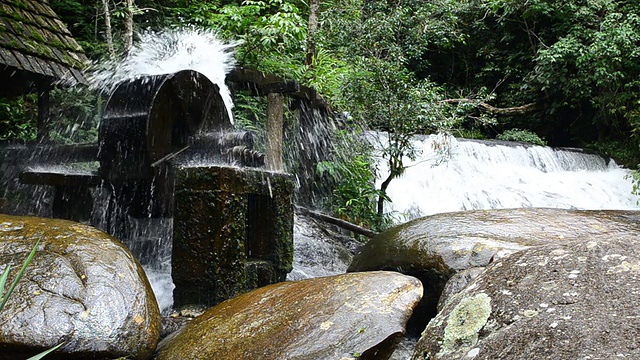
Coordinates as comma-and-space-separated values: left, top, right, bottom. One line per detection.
295, 206, 379, 239
441, 98, 543, 116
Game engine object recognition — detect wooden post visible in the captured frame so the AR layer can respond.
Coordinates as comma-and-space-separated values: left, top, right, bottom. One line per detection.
266, 93, 284, 171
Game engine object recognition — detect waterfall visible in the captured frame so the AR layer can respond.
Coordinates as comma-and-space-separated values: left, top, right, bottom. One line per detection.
373, 133, 640, 221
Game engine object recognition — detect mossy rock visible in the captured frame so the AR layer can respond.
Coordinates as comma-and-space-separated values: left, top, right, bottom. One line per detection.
413, 236, 640, 359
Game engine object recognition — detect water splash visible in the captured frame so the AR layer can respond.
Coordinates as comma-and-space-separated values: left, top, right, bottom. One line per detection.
373, 133, 640, 221
88, 28, 240, 123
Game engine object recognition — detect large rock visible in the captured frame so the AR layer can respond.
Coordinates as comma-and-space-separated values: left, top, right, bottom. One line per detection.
413, 236, 640, 359
0, 215, 161, 359
348, 209, 640, 320
156, 271, 423, 360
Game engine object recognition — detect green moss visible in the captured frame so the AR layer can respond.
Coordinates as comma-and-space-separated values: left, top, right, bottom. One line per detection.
30, 30, 44, 42
49, 38, 65, 49
441, 292, 492, 355
172, 166, 294, 308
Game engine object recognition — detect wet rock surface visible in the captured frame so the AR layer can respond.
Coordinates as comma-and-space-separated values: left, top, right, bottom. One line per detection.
436, 267, 485, 312
350, 208, 640, 274
413, 236, 640, 360
349, 208, 640, 321
156, 271, 423, 360
287, 214, 362, 280
0, 214, 161, 360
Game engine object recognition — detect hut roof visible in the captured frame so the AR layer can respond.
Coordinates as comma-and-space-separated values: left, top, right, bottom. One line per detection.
0, 0, 88, 89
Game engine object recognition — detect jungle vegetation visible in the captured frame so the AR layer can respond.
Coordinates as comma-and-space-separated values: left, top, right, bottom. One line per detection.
3, 0, 640, 230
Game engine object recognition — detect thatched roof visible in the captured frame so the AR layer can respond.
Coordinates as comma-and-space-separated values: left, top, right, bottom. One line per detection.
0, 0, 88, 93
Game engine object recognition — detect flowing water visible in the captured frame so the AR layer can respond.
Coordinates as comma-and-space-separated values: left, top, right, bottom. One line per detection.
80, 31, 640, 359
373, 133, 640, 221
369, 132, 640, 359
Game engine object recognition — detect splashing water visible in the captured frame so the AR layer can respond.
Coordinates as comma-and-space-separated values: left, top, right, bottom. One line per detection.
88, 28, 240, 123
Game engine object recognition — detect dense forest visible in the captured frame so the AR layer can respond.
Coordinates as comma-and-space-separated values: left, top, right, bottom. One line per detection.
4, 0, 640, 229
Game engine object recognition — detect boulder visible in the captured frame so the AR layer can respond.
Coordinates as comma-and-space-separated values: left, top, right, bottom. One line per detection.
436, 267, 485, 312
413, 235, 640, 359
156, 271, 423, 360
0, 215, 161, 359
349, 208, 640, 320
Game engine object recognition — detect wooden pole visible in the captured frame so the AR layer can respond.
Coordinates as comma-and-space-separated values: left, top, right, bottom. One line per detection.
266, 93, 284, 171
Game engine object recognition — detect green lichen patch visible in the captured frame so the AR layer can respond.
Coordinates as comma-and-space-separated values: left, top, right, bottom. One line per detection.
440, 292, 491, 355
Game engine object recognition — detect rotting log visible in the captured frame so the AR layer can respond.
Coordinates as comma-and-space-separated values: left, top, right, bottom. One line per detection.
295, 205, 379, 239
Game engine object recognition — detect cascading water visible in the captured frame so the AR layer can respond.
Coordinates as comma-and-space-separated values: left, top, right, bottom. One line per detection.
371, 132, 640, 360
373, 133, 640, 221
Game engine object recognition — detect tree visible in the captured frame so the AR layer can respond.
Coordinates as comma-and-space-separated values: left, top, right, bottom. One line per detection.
305, 0, 319, 67
101, 0, 116, 60
123, 0, 135, 54
409, 0, 640, 163
319, 0, 462, 216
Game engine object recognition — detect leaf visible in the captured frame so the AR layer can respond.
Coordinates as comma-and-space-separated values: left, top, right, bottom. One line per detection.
26, 342, 64, 360
0, 264, 10, 302
0, 237, 41, 311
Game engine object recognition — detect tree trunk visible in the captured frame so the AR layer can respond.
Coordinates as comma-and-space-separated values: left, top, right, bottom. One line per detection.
123, 0, 134, 55
377, 155, 404, 216
377, 172, 393, 217
101, 0, 116, 60
305, 0, 320, 67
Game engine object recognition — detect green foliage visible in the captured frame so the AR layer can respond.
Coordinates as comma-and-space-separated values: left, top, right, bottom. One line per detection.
232, 91, 267, 153
496, 128, 546, 146
169, 0, 308, 77
0, 96, 37, 142
49, 0, 640, 219
317, 153, 390, 232
0, 87, 99, 145
587, 140, 640, 168
291, 48, 356, 109
47, 87, 101, 145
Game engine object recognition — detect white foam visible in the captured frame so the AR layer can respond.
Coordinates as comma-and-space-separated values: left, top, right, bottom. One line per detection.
372, 133, 640, 220
88, 28, 240, 123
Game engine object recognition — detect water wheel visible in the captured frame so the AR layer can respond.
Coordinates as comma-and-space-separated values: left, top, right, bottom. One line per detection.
98, 70, 231, 181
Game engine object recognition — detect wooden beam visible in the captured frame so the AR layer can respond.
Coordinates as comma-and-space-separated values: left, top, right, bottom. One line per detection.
295, 205, 379, 239
227, 67, 328, 109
